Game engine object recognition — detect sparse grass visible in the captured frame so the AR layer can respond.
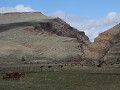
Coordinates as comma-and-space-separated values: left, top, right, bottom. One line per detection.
0, 65, 120, 90
0, 27, 81, 62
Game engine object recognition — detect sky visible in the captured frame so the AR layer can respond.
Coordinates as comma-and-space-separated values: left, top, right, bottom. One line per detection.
0, 0, 120, 41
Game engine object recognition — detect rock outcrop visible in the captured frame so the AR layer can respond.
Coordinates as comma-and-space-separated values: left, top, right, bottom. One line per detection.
84, 23, 120, 65
24, 17, 90, 45
0, 12, 90, 45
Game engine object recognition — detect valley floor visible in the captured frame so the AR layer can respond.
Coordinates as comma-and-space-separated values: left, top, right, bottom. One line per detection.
0, 65, 120, 90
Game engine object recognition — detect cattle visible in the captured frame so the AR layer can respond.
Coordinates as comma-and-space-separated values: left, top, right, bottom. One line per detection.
48, 66, 53, 71
3, 72, 24, 79
59, 65, 64, 71
59, 65, 63, 68
40, 66, 44, 72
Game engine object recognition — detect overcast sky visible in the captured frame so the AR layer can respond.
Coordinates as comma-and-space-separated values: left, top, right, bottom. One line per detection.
0, 0, 120, 41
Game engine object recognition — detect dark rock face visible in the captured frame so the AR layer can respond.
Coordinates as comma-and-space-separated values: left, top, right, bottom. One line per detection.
29, 17, 90, 45
83, 23, 120, 65
0, 12, 90, 45
52, 18, 90, 45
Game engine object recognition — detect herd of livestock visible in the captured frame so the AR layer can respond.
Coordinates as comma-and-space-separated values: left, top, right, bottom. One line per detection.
1, 64, 65, 80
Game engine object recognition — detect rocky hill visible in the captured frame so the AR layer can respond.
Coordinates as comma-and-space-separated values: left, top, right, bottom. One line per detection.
84, 23, 120, 65
0, 12, 90, 65
1, 12, 120, 66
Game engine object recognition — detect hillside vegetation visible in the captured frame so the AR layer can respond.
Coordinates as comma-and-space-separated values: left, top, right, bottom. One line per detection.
0, 12, 89, 64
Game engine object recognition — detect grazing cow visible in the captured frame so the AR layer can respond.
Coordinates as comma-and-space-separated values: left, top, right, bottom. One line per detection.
40, 66, 44, 72
97, 64, 101, 67
59, 65, 63, 69
48, 66, 52, 68
59, 65, 63, 71
96, 60, 107, 67
3, 72, 24, 79
48, 66, 53, 71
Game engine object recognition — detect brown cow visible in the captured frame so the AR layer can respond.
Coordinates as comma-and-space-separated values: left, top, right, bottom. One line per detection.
3, 72, 24, 79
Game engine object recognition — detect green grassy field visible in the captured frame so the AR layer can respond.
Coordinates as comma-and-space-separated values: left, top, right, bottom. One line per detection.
0, 65, 120, 90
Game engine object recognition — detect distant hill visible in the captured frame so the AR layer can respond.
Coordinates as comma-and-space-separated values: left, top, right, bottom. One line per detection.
0, 12, 90, 65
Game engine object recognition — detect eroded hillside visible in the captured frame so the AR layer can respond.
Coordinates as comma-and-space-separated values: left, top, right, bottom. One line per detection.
0, 12, 90, 65
84, 23, 120, 65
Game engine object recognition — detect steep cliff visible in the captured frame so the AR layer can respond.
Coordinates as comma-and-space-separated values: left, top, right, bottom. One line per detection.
84, 23, 120, 65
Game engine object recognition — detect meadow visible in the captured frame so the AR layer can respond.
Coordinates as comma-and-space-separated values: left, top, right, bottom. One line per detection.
0, 64, 120, 90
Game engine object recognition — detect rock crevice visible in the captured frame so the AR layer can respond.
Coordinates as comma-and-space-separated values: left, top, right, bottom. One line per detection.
83, 23, 120, 65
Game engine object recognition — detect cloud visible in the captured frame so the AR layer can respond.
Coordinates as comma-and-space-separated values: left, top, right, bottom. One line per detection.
51, 11, 120, 41
0, 5, 35, 13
